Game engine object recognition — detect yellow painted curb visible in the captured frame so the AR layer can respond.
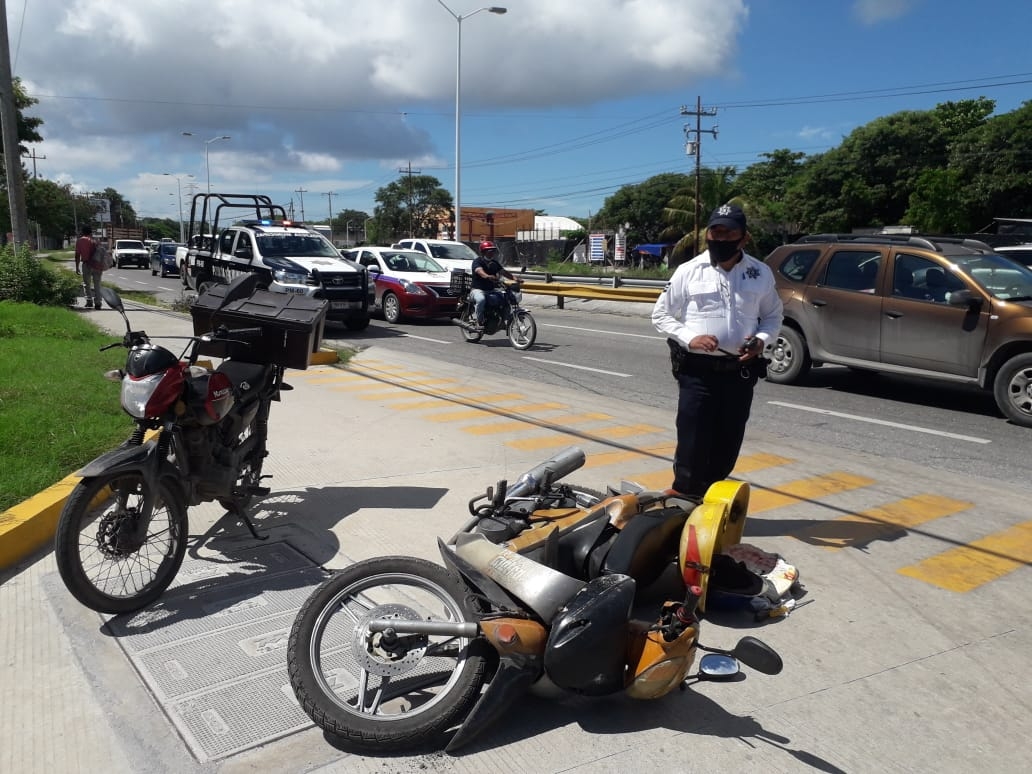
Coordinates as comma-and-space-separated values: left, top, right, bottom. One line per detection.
309, 347, 339, 366
0, 473, 81, 570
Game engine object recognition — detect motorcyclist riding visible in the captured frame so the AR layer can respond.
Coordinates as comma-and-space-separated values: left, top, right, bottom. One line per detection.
470, 240, 515, 329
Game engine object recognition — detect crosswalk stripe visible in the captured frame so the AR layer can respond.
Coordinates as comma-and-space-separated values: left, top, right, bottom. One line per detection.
748, 472, 875, 513
732, 453, 796, 473
582, 444, 676, 468
507, 423, 667, 452
791, 494, 973, 548
897, 521, 1032, 592
463, 412, 613, 436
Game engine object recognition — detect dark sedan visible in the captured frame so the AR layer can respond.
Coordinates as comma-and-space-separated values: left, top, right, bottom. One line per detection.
150, 242, 181, 277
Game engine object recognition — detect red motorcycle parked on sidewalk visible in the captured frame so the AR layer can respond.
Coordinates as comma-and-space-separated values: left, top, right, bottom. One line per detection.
54, 275, 319, 614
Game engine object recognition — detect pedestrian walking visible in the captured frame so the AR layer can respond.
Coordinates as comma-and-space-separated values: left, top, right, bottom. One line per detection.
652, 204, 783, 501
74, 225, 106, 309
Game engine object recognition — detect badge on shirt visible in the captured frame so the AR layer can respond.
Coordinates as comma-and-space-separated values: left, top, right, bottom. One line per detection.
745, 266, 760, 279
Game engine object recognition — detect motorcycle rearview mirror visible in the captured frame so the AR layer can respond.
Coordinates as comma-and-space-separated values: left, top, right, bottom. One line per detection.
100, 286, 124, 314
731, 636, 783, 675
697, 654, 740, 680
216, 273, 260, 310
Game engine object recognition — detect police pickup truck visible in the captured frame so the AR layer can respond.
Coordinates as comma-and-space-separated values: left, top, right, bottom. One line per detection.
181, 194, 373, 331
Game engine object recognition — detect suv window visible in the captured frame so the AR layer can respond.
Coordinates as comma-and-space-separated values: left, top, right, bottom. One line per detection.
428, 243, 476, 262
821, 250, 880, 292
775, 249, 820, 282
893, 253, 965, 303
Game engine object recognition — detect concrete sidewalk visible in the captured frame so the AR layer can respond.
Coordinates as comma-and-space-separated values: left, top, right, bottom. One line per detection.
2, 301, 1030, 773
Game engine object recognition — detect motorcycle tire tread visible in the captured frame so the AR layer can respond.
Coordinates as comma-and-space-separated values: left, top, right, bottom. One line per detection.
287, 556, 493, 752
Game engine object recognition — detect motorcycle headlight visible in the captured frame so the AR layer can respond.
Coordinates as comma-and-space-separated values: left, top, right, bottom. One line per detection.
120, 372, 166, 419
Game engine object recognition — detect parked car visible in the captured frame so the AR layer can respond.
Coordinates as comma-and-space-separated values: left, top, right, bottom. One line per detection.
763, 233, 1032, 427
150, 242, 181, 277
995, 244, 1032, 267
344, 246, 461, 323
113, 239, 150, 269
391, 238, 478, 272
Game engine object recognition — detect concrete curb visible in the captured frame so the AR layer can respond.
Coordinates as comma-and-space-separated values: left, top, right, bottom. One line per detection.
0, 473, 80, 570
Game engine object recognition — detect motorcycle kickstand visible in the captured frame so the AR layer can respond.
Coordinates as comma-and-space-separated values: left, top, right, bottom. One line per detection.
228, 505, 269, 541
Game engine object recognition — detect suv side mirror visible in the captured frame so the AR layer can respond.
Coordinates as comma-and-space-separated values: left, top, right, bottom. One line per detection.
948, 289, 982, 309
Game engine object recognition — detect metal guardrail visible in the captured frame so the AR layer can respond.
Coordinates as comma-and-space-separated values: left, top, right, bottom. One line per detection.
515, 271, 665, 306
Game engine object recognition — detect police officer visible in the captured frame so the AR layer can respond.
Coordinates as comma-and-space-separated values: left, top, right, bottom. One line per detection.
652, 204, 783, 501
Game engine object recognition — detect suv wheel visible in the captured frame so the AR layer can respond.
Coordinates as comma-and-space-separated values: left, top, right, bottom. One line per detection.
993, 353, 1032, 427
766, 327, 811, 384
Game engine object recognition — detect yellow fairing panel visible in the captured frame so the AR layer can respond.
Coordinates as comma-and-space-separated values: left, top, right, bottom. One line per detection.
678, 480, 750, 610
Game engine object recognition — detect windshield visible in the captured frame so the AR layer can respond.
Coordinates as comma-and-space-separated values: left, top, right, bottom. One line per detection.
428, 243, 477, 262
382, 251, 445, 273
954, 254, 1032, 301
118, 241, 145, 250
256, 233, 340, 258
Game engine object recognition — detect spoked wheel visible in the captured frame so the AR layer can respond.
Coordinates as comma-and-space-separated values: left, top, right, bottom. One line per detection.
508, 310, 537, 350
288, 556, 491, 752
54, 472, 188, 614
459, 303, 482, 343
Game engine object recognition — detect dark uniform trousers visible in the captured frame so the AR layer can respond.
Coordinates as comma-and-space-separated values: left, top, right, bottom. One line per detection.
671, 351, 762, 499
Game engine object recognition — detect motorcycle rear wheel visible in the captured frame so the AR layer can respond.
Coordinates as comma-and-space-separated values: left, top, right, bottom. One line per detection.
288, 556, 491, 752
508, 310, 537, 350
459, 302, 483, 343
55, 472, 188, 614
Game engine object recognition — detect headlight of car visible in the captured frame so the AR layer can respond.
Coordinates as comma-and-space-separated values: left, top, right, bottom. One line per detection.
399, 279, 426, 295
273, 269, 309, 285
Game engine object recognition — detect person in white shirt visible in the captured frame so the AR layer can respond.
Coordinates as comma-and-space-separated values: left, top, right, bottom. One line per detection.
651, 204, 783, 501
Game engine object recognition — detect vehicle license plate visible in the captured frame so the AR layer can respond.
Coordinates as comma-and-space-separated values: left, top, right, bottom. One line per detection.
330, 301, 359, 310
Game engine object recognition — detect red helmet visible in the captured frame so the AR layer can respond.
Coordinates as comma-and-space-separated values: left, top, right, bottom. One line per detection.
479, 240, 498, 255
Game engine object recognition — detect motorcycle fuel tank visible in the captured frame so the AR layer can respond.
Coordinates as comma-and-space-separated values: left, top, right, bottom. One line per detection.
183, 368, 235, 425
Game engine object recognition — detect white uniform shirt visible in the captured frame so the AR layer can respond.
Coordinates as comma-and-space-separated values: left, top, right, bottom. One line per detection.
652, 250, 783, 354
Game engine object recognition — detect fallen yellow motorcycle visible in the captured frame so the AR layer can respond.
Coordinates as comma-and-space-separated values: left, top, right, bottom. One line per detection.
287, 447, 782, 753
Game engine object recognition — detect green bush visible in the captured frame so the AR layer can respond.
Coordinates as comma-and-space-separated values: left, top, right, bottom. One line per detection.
0, 244, 80, 306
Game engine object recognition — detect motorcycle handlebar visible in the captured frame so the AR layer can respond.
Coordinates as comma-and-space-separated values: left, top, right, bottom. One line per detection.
505, 447, 586, 499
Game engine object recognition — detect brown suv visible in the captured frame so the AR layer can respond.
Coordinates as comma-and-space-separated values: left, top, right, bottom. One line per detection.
763, 234, 1032, 427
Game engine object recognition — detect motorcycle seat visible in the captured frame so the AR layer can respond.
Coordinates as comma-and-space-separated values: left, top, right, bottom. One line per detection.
600, 507, 688, 589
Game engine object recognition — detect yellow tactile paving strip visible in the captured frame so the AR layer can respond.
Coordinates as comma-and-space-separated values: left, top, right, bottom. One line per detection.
307, 362, 1030, 593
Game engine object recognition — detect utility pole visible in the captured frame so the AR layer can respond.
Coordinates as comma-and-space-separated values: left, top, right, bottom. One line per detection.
680, 97, 718, 255
398, 162, 421, 238
23, 146, 45, 179
323, 191, 335, 244
295, 187, 307, 221
0, 0, 30, 247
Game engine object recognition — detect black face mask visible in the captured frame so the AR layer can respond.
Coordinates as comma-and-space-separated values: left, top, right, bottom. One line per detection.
707, 239, 741, 265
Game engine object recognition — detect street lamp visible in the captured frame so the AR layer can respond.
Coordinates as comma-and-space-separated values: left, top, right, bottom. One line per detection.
436, 2, 506, 243
163, 173, 194, 242
182, 132, 231, 194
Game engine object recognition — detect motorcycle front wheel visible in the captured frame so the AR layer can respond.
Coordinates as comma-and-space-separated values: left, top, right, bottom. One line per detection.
55, 472, 188, 614
459, 302, 483, 343
508, 310, 537, 350
288, 556, 492, 752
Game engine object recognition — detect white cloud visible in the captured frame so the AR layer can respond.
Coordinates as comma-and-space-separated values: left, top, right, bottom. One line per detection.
852, 0, 921, 25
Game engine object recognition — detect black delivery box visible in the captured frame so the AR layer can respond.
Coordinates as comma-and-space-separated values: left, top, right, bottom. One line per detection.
191, 286, 327, 370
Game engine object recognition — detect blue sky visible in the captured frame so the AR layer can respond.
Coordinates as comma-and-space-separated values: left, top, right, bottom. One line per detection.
12, 0, 1031, 227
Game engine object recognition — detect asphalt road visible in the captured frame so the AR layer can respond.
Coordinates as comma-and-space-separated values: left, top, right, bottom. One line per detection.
127, 266, 1030, 488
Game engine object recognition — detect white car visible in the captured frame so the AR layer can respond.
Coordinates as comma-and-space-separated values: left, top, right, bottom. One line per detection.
391, 238, 478, 272
345, 246, 460, 323
113, 240, 150, 269
995, 244, 1032, 267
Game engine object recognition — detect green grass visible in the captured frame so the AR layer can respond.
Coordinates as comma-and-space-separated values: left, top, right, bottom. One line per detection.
0, 302, 132, 511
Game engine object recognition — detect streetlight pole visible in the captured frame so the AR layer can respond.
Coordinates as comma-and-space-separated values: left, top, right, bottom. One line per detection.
436, 2, 506, 243
164, 173, 194, 242
181, 132, 231, 194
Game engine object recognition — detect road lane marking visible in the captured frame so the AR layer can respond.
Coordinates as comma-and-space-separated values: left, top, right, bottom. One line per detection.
402, 333, 454, 344
768, 401, 992, 444
898, 521, 1032, 592
792, 494, 973, 548
522, 356, 631, 378
540, 323, 663, 340
748, 472, 876, 513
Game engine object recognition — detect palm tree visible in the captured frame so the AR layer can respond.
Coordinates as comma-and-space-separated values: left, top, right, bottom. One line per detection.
663, 166, 742, 265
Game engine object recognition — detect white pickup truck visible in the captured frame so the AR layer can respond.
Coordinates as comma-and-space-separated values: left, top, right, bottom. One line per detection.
180, 194, 373, 331
112, 239, 150, 269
